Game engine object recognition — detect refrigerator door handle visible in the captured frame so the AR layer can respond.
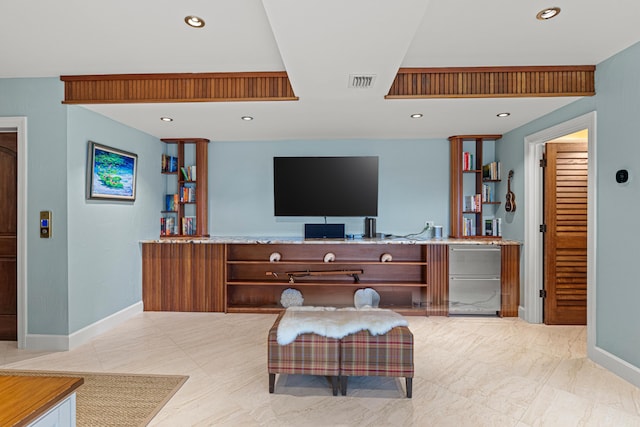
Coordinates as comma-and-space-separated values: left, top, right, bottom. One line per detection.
449, 247, 500, 253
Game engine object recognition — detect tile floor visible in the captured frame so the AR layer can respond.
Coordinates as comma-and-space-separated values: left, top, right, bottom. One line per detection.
1, 313, 639, 426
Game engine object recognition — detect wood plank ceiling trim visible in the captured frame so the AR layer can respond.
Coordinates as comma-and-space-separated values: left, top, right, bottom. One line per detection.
60, 72, 298, 104
386, 65, 595, 99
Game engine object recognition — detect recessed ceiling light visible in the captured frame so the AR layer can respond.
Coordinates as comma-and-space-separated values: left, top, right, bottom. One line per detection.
410, 113, 423, 119
241, 116, 254, 121
184, 15, 205, 28
160, 116, 173, 122
497, 112, 510, 118
536, 7, 561, 20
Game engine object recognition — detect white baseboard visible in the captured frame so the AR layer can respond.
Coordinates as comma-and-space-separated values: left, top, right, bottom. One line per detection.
518, 305, 526, 320
589, 344, 640, 389
24, 333, 70, 352
25, 301, 143, 351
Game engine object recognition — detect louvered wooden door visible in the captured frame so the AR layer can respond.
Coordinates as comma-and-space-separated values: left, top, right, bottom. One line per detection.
0, 133, 17, 340
543, 142, 588, 325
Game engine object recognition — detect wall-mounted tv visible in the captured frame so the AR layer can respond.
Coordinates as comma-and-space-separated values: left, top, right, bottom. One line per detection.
274, 156, 379, 217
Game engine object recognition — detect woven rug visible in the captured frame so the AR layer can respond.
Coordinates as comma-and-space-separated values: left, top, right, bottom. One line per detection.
0, 369, 188, 426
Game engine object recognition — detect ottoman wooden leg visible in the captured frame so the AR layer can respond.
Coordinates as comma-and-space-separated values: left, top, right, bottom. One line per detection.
340, 376, 347, 396
331, 376, 339, 396
269, 373, 275, 393
405, 377, 412, 398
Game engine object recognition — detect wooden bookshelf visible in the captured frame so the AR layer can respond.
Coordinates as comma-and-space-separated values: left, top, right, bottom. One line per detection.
160, 138, 209, 238
449, 135, 503, 238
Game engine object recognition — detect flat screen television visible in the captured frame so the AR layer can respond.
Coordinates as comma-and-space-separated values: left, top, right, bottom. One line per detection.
274, 156, 379, 217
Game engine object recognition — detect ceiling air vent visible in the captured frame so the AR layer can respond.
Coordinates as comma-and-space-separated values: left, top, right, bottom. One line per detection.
348, 74, 376, 88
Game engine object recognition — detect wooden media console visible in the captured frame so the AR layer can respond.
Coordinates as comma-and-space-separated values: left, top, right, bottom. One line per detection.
141, 238, 520, 317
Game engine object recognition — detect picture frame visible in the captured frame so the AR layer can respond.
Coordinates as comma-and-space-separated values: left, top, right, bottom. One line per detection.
87, 141, 138, 201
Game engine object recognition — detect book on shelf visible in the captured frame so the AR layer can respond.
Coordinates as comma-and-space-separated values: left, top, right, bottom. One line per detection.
182, 216, 196, 235
180, 165, 197, 181
160, 216, 177, 236
165, 194, 178, 211
161, 154, 179, 173
179, 184, 196, 203
463, 194, 482, 212
462, 152, 474, 171
482, 184, 493, 203
463, 217, 475, 236
483, 217, 502, 237
482, 161, 501, 180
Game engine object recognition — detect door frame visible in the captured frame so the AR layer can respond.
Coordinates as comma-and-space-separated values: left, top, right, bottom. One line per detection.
0, 117, 27, 348
523, 111, 596, 332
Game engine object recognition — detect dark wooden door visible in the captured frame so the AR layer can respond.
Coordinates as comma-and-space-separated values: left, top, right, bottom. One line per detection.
543, 141, 588, 325
0, 133, 17, 340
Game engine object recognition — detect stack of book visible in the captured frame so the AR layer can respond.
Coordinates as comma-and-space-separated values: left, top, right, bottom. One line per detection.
462, 152, 475, 171
179, 184, 196, 203
182, 216, 196, 235
482, 161, 501, 180
160, 216, 176, 236
463, 194, 482, 212
484, 218, 502, 236
180, 165, 197, 181
463, 218, 476, 236
482, 184, 493, 203
161, 154, 178, 173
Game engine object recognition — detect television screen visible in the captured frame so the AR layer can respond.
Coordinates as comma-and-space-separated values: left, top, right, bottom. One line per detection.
274, 156, 379, 217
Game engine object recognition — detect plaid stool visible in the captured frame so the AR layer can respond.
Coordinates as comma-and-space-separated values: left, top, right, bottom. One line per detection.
267, 313, 340, 396
340, 326, 414, 398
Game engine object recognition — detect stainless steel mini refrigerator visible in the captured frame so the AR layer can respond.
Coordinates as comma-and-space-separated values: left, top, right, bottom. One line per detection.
448, 245, 501, 315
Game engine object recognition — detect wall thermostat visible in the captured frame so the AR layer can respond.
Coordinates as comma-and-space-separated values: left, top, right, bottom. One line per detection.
616, 169, 629, 184
40, 211, 52, 238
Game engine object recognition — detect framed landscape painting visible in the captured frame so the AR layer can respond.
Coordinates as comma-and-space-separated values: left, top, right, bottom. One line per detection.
87, 141, 138, 201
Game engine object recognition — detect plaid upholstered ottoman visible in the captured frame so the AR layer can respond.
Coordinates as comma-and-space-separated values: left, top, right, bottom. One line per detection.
268, 313, 340, 396
339, 326, 414, 398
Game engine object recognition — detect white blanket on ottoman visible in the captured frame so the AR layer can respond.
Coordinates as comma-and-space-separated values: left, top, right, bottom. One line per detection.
277, 306, 408, 345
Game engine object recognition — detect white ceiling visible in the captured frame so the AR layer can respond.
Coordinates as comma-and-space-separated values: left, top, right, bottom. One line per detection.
2, 0, 640, 142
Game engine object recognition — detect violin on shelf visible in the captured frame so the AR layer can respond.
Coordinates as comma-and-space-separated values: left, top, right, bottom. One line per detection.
505, 169, 516, 213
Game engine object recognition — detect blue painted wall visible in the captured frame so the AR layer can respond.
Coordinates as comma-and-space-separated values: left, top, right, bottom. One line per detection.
0, 79, 162, 336
209, 138, 450, 237
67, 106, 162, 333
0, 78, 69, 335
497, 41, 640, 368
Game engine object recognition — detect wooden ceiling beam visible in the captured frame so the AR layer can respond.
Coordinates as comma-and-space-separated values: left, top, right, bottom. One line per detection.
386, 65, 595, 99
60, 72, 298, 104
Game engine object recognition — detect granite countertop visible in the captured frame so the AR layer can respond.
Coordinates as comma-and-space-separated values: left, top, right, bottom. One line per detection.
142, 236, 521, 245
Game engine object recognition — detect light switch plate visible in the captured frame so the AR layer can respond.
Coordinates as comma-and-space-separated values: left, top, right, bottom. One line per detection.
40, 210, 51, 238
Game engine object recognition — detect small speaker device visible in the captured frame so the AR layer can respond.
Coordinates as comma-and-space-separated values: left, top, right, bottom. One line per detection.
304, 223, 345, 239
